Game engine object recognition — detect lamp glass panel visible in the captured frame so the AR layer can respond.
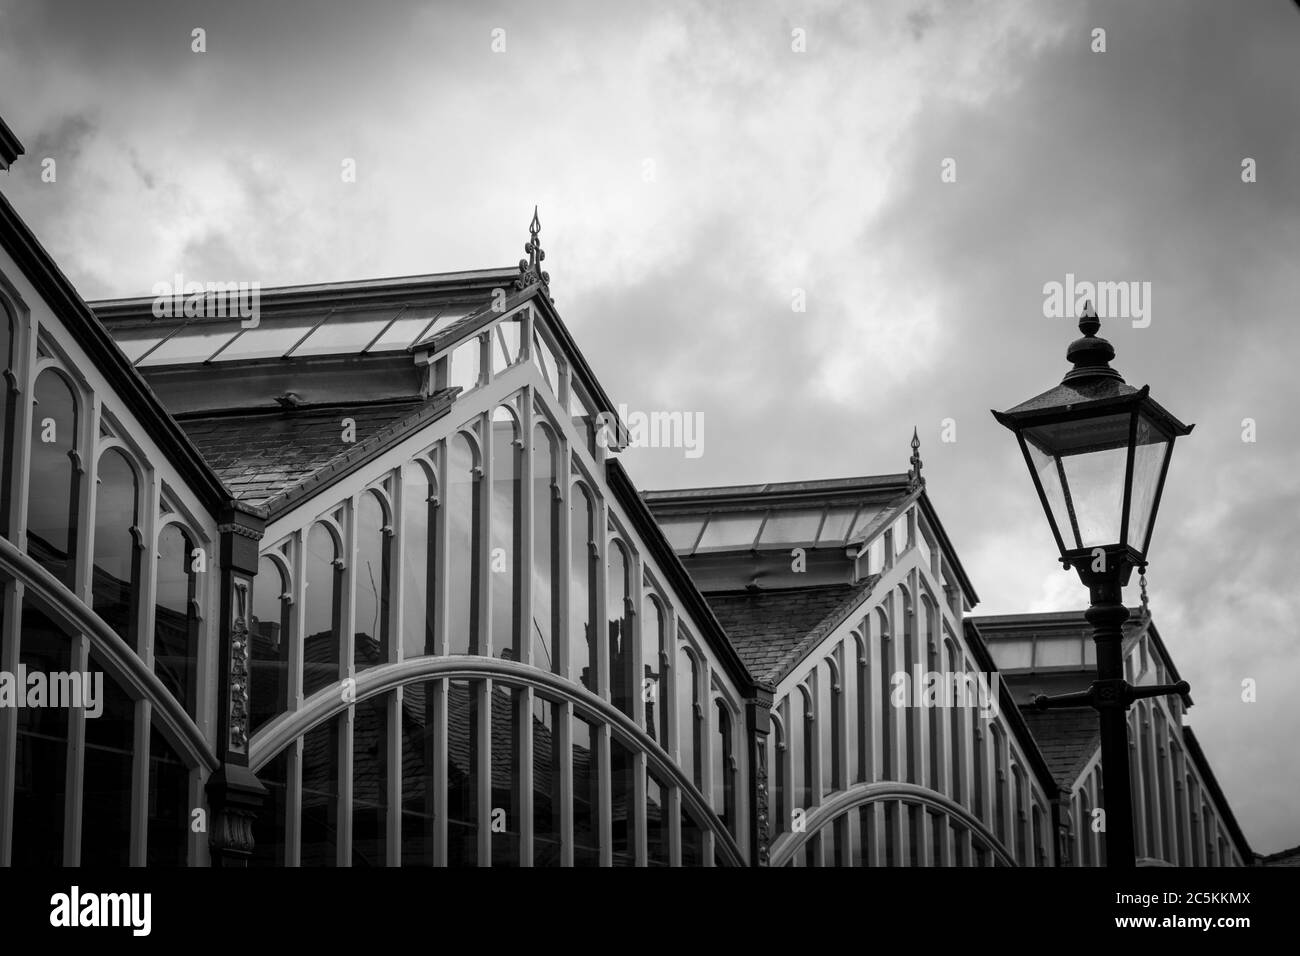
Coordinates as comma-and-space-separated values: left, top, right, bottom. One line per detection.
1023, 438, 1075, 550
1023, 412, 1131, 550
1127, 413, 1172, 553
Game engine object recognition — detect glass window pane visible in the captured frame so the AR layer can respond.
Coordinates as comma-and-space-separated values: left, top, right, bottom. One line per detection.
1035, 635, 1082, 668
81, 651, 135, 866
251, 749, 288, 866
818, 505, 859, 545
28, 370, 79, 585
352, 692, 388, 866
13, 600, 71, 865
354, 491, 390, 671
532, 695, 562, 866
646, 773, 668, 866
211, 318, 319, 361
412, 306, 480, 350
112, 327, 172, 363
292, 312, 395, 357
155, 524, 198, 717
251, 556, 289, 734
569, 487, 596, 691
402, 462, 435, 659
490, 318, 522, 376
491, 410, 521, 660
301, 716, 340, 866
990, 637, 1033, 670
695, 512, 763, 551
608, 544, 634, 717
303, 523, 341, 697
573, 716, 599, 866
400, 680, 438, 866
532, 427, 560, 672
368, 308, 446, 352
93, 449, 139, 645
146, 724, 190, 865
611, 737, 636, 866
138, 322, 242, 366
447, 678, 480, 866
489, 683, 523, 866
533, 330, 560, 396
449, 337, 482, 394
657, 516, 703, 552
758, 509, 822, 547
447, 434, 481, 655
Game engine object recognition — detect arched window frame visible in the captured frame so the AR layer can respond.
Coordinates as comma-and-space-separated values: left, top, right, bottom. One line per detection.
90, 442, 146, 650
353, 484, 395, 669
27, 361, 87, 590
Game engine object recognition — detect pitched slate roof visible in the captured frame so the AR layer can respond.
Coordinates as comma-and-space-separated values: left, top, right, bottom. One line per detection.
702, 580, 877, 683
180, 400, 424, 506
1018, 709, 1101, 788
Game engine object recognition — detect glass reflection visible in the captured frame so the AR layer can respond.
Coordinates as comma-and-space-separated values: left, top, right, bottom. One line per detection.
154, 524, 198, 716
28, 369, 79, 585
447, 434, 481, 655
92, 449, 139, 645
303, 524, 341, 697
354, 490, 390, 670
402, 461, 436, 658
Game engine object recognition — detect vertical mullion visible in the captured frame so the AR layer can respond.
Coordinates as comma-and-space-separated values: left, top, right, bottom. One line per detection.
556, 436, 571, 681
286, 735, 302, 866
338, 706, 353, 866
432, 679, 447, 866
596, 724, 611, 866
338, 495, 358, 867
478, 410, 492, 658
633, 750, 647, 866
476, 678, 491, 866
0, 578, 20, 865
520, 391, 534, 668
128, 697, 151, 866
519, 687, 534, 866
435, 444, 450, 658
387, 688, 401, 866
63, 633, 88, 864
559, 700, 573, 866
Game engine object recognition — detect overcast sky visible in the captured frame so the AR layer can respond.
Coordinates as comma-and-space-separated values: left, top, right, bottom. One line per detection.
1, 0, 1297, 854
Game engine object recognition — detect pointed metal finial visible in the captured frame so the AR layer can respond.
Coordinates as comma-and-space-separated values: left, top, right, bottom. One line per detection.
1063, 297, 1122, 384
516, 205, 552, 300
907, 426, 923, 490
1139, 571, 1149, 615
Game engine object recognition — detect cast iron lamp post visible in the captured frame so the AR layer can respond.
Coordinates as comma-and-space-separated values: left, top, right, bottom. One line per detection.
992, 303, 1193, 868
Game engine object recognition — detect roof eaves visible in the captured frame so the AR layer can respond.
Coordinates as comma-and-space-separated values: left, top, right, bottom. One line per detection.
963, 619, 1061, 796
916, 488, 980, 607
605, 458, 759, 695
1182, 726, 1253, 861
89, 267, 517, 321
0, 190, 231, 514
0, 114, 23, 171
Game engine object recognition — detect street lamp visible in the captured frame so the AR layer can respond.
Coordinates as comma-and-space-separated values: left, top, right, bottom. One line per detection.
992, 302, 1193, 868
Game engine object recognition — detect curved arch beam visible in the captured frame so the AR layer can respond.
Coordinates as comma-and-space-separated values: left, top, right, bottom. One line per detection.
0, 535, 219, 773
768, 780, 1014, 868
249, 654, 746, 866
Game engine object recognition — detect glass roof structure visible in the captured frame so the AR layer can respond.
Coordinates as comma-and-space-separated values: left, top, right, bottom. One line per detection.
107, 302, 485, 368
654, 502, 889, 556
